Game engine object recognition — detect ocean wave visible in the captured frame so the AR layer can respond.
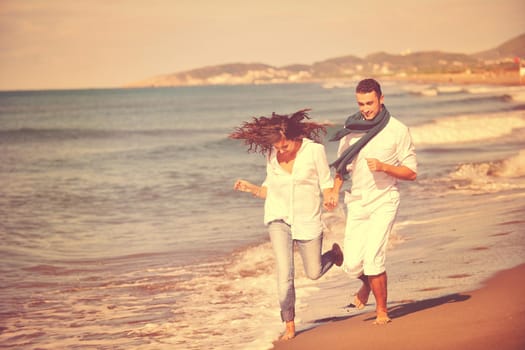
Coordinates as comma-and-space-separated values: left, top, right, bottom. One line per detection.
509, 91, 525, 103
466, 84, 525, 96
416, 94, 515, 113
415, 150, 525, 196
403, 83, 525, 102
0, 127, 221, 144
402, 83, 466, 97
164, 245, 282, 350
428, 150, 525, 193
466, 85, 525, 103
410, 111, 525, 146
145, 208, 347, 350
451, 150, 525, 180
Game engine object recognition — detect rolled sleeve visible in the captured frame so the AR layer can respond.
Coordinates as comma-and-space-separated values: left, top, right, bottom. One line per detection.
398, 127, 417, 173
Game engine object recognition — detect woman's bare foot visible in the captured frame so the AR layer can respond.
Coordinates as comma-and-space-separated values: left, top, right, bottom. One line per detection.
331, 243, 344, 267
279, 320, 295, 340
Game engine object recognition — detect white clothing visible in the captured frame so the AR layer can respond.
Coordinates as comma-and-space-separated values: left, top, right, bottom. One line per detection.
337, 115, 416, 276
337, 116, 417, 206
343, 190, 399, 277
262, 138, 333, 240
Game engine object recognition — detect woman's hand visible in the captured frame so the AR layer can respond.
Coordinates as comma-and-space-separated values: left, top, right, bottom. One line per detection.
233, 179, 266, 198
323, 188, 339, 211
233, 179, 255, 193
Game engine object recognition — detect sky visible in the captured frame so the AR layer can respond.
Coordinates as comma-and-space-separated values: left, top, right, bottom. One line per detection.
0, 0, 524, 91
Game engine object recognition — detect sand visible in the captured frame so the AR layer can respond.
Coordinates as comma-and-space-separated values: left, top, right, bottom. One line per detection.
272, 263, 525, 350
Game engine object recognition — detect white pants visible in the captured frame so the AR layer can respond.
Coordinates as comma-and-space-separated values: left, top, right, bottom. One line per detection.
343, 191, 400, 278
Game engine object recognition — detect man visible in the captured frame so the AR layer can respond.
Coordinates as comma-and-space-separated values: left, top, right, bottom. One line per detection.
329, 78, 417, 324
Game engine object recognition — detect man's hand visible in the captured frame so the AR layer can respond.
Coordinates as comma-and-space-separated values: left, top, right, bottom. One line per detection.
366, 158, 383, 172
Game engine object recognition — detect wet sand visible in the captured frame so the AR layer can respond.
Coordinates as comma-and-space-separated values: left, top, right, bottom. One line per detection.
272, 263, 525, 350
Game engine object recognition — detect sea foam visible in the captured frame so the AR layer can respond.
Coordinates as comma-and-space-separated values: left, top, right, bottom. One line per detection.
443, 150, 525, 193
410, 111, 525, 146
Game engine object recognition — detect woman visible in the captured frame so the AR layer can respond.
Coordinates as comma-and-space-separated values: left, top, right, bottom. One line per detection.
230, 109, 343, 340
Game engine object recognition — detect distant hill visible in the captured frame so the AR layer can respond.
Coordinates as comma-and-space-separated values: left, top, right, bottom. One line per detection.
474, 33, 525, 60
126, 33, 525, 88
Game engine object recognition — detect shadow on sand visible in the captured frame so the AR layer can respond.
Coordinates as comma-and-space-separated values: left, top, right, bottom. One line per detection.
363, 293, 471, 322
311, 292, 471, 326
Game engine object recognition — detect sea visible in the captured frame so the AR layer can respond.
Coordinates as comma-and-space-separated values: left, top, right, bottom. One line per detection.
1, 81, 524, 349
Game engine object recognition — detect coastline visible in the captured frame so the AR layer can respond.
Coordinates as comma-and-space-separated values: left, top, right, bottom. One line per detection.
382, 71, 524, 86
272, 263, 525, 350
122, 71, 525, 90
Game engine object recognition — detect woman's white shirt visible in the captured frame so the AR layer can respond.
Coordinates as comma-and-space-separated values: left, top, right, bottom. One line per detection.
262, 138, 333, 240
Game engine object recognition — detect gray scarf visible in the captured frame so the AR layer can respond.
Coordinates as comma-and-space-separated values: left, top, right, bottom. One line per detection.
330, 106, 390, 176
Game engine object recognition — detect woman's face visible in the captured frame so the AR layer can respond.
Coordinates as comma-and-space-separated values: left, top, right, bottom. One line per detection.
272, 136, 297, 155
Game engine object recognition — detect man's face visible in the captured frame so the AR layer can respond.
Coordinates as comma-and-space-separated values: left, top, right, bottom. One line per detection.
356, 91, 384, 120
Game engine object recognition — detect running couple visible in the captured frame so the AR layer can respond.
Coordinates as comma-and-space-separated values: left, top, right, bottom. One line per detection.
230, 78, 418, 340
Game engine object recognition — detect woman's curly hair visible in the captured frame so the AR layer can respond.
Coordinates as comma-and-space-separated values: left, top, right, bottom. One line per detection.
229, 109, 326, 155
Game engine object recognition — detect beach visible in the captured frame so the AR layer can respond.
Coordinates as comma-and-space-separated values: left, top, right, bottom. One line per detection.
0, 82, 524, 349
273, 263, 525, 350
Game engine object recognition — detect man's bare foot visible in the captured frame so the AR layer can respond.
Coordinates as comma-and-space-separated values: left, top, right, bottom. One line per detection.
350, 283, 370, 309
279, 321, 295, 340
373, 313, 392, 325
350, 295, 366, 309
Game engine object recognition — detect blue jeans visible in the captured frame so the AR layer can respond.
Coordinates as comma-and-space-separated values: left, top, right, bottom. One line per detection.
268, 220, 335, 322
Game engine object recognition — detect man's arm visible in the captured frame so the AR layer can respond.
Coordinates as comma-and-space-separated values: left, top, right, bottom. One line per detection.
366, 158, 417, 181
333, 172, 345, 192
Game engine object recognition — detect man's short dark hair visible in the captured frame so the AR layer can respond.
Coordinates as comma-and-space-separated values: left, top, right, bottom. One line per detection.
356, 78, 382, 97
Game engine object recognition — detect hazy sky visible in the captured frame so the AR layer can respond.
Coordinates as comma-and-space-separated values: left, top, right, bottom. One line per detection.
1, 0, 524, 90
